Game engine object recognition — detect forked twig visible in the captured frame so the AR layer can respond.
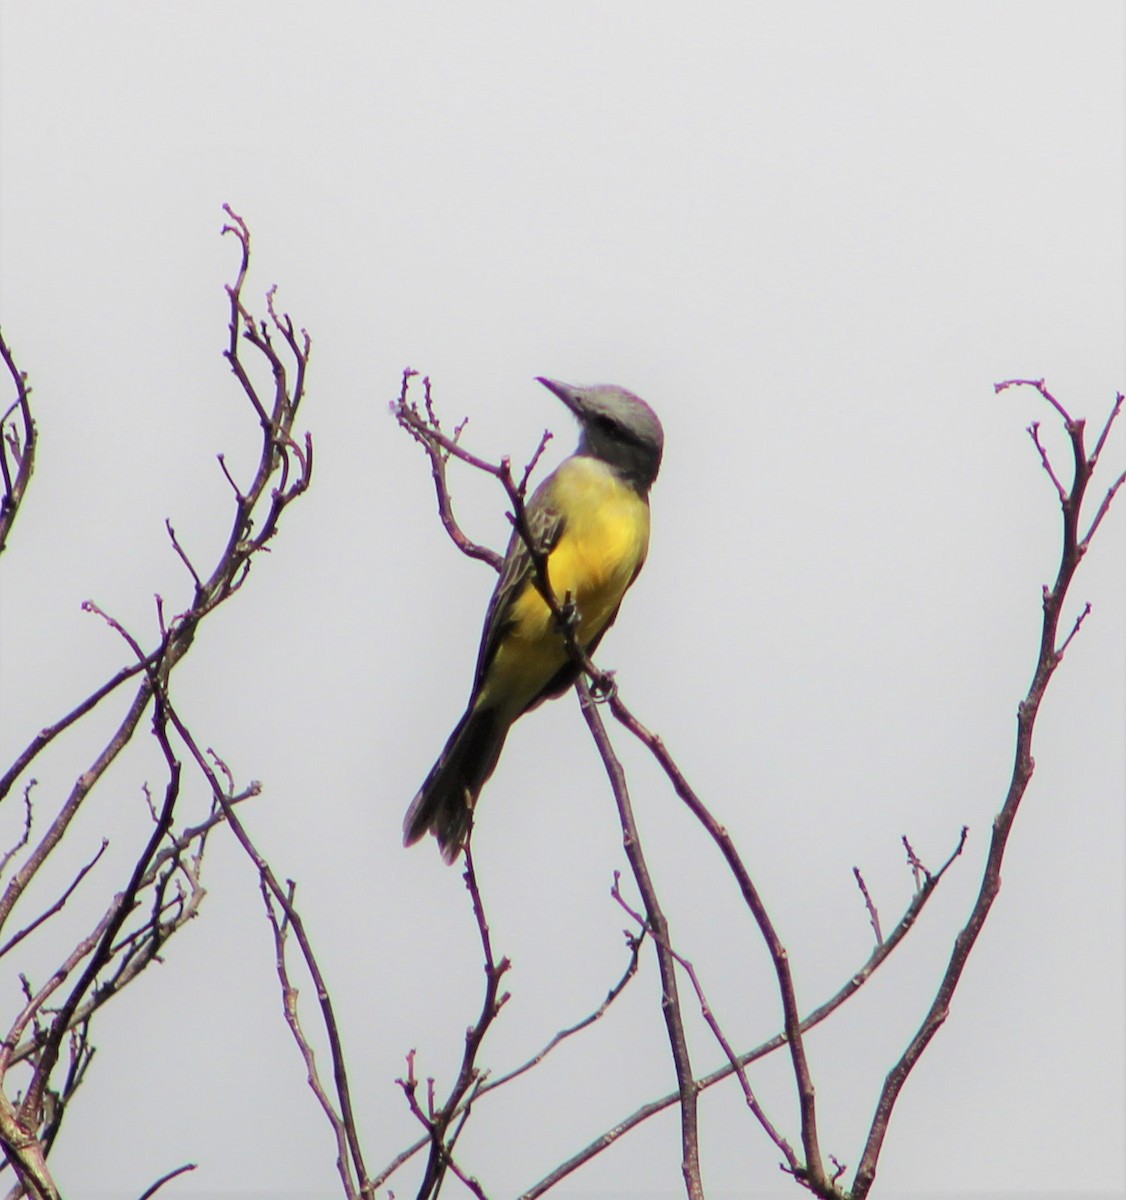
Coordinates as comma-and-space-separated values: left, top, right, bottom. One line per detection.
0, 209, 314, 1195
372, 930, 643, 1189
850, 382, 1125, 1197
577, 681, 703, 1199
611, 873, 800, 1173
406, 843, 510, 1199
520, 829, 968, 1198
0, 331, 36, 556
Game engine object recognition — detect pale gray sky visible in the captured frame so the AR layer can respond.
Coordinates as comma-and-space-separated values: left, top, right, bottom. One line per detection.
0, 3, 1123, 1198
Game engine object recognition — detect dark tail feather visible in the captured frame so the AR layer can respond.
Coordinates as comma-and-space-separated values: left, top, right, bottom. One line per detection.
403, 705, 509, 863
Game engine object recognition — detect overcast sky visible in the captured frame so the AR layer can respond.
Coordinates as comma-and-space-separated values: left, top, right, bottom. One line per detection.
0, 4, 1123, 1199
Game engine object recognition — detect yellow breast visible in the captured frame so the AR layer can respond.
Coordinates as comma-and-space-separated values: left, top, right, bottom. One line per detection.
541, 456, 650, 632
480, 456, 650, 714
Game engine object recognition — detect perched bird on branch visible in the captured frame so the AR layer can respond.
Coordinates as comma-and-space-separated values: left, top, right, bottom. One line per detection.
404, 376, 664, 862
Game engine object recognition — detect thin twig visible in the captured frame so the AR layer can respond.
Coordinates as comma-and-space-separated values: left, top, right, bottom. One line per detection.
372, 932, 643, 1189
411, 842, 510, 1199
0, 330, 36, 556
0, 840, 108, 960
1, 216, 311, 947
165, 519, 203, 594
135, 1162, 197, 1200
577, 681, 703, 1200
1055, 602, 1091, 658
605, 689, 828, 1191
611, 873, 800, 1173
0, 211, 314, 1184
483, 929, 643, 1094
519, 828, 968, 1199
0, 656, 157, 805
850, 382, 1125, 1198
1088, 391, 1123, 465
160, 710, 371, 1197
852, 867, 882, 946
517, 430, 553, 494
1027, 422, 1067, 502
901, 836, 927, 893
1080, 467, 1126, 546
17, 690, 182, 1130
393, 373, 505, 572
0, 782, 36, 880
261, 877, 359, 1200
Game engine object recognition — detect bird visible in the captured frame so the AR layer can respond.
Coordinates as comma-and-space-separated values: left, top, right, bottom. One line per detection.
403, 376, 664, 862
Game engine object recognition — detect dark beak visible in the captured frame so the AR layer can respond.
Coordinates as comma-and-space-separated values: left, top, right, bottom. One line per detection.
535, 376, 582, 416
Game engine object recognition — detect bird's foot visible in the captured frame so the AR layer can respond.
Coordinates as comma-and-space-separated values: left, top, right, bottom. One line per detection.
589, 670, 617, 702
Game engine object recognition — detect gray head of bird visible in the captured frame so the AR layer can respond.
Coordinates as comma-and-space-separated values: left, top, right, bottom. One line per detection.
535, 377, 664, 493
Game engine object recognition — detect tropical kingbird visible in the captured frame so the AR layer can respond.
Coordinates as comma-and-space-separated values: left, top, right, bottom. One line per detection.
403, 377, 664, 862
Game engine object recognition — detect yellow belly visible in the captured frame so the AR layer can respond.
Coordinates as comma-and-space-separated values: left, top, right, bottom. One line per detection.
479, 456, 650, 715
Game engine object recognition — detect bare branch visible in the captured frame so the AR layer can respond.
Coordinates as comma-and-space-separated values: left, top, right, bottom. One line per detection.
603, 688, 829, 1191
1080, 467, 1126, 546
409, 842, 510, 1199
261, 876, 359, 1200
373, 931, 643, 1190
0, 331, 37, 556
0, 656, 156, 805
576, 681, 702, 1200
611, 873, 801, 1174
0, 840, 107, 960
164, 519, 203, 594
994, 377, 1070, 423
1027, 421, 1067, 503
38, 1021, 95, 1159
394, 373, 835, 1195
0, 1089, 59, 1199
135, 1162, 197, 1200
0, 783, 36, 881
852, 867, 882, 946
0, 209, 315, 1183
901, 835, 928, 893
1, 215, 312, 956
442, 1152, 492, 1200
392, 373, 505, 572
394, 373, 1120, 1197
851, 383, 1125, 1198
1089, 390, 1124, 465
483, 928, 643, 1094
4, 852, 207, 1070
517, 430, 553, 495
394, 374, 511, 482
519, 827, 968, 1199
17, 692, 183, 1131
156, 706, 371, 1196
0, 904, 117, 1080
1055, 601, 1091, 658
